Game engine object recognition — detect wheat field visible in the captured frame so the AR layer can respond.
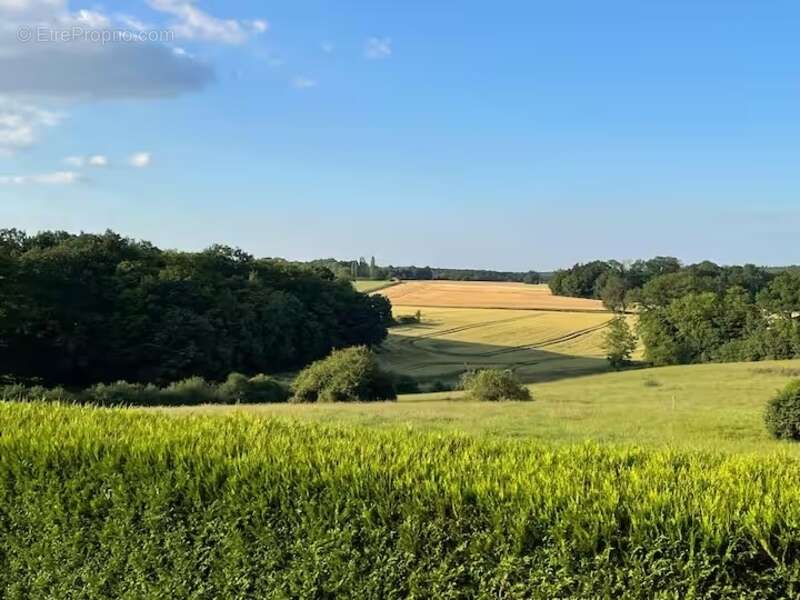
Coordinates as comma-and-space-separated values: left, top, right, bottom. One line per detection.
381, 281, 607, 312
370, 282, 619, 385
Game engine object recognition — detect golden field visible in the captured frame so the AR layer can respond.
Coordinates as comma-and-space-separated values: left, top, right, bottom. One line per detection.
380, 281, 606, 311
368, 281, 621, 385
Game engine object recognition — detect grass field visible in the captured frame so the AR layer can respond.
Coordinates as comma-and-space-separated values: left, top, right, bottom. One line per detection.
163, 359, 800, 454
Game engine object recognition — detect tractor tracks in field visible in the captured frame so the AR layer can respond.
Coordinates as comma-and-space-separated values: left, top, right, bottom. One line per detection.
392, 316, 615, 371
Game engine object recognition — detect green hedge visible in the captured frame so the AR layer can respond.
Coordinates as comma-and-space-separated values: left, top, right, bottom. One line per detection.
1, 403, 800, 598
0, 373, 289, 407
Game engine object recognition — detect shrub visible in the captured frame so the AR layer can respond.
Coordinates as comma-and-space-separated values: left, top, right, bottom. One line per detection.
246, 374, 290, 403
292, 346, 397, 403
83, 381, 161, 407
163, 376, 219, 406
0, 384, 75, 403
217, 373, 252, 404
392, 373, 420, 395
459, 369, 532, 402
765, 380, 800, 440
427, 380, 454, 393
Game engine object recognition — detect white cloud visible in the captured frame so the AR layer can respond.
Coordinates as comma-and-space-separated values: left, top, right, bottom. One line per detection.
129, 152, 152, 168
291, 76, 317, 90
69, 9, 110, 28
0, 0, 66, 18
249, 20, 269, 34
0, 2, 214, 100
365, 37, 392, 60
88, 154, 108, 167
0, 170, 79, 185
147, 0, 268, 45
0, 98, 62, 155
63, 155, 83, 167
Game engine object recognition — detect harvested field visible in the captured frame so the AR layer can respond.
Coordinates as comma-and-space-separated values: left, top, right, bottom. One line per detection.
380, 281, 607, 312
378, 305, 619, 386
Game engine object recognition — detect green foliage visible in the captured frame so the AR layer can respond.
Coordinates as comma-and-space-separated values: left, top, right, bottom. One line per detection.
292, 346, 397, 403
765, 380, 800, 440
3, 403, 800, 597
602, 318, 637, 369
244, 374, 291, 403
1, 374, 290, 407
0, 230, 389, 386
84, 381, 162, 406
391, 373, 420, 394
459, 369, 532, 401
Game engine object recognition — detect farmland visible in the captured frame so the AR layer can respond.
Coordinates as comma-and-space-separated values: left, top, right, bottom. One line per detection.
352, 279, 399, 293
381, 280, 607, 311
4, 401, 800, 598
373, 281, 620, 386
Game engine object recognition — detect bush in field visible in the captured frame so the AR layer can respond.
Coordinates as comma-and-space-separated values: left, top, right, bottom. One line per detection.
292, 346, 397, 403
245, 374, 290, 403
603, 317, 638, 369
392, 374, 420, 395
217, 373, 251, 404
765, 380, 800, 440
163, 376, 220, 405
83, 381, 161, 406
459, 369, 532, 402
0, 384, 74, 403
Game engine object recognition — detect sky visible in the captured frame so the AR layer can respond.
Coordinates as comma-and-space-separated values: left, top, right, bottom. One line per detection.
0, 0, 799, 271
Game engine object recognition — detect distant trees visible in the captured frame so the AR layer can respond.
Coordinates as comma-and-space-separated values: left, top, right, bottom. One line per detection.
0, 230, 390, 386
303, 256, 542, 284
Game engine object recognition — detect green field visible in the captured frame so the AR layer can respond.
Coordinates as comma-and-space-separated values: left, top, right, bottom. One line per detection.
5, 402, 800, 598
163, 359, 800, 454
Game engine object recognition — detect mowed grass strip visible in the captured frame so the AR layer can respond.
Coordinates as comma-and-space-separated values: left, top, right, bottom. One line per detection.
381, 280, 608, 312
4, 401, 800, 598
166, 359, 800, 454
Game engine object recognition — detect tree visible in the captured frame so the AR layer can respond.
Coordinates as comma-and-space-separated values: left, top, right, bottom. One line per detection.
597, 272, 628, 312
0, 230, 391, 386
602, 317, 637, 369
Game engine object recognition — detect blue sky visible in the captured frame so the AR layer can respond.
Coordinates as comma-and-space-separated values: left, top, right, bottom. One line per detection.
0, 0, 799, 270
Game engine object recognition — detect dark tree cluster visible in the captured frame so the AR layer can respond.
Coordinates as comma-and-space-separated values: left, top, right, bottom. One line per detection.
0, 229, 391, 387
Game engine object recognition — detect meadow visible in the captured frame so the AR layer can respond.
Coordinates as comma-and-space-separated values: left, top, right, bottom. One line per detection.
165, 359, 800, 454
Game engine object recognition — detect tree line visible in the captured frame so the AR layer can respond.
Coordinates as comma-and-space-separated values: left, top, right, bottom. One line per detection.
0, 230, 392, 387
551, 258, 800, 366
305, 257, 541, 284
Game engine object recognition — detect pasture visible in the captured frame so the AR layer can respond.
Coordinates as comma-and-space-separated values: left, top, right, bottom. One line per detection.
164, 359, 800, 454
